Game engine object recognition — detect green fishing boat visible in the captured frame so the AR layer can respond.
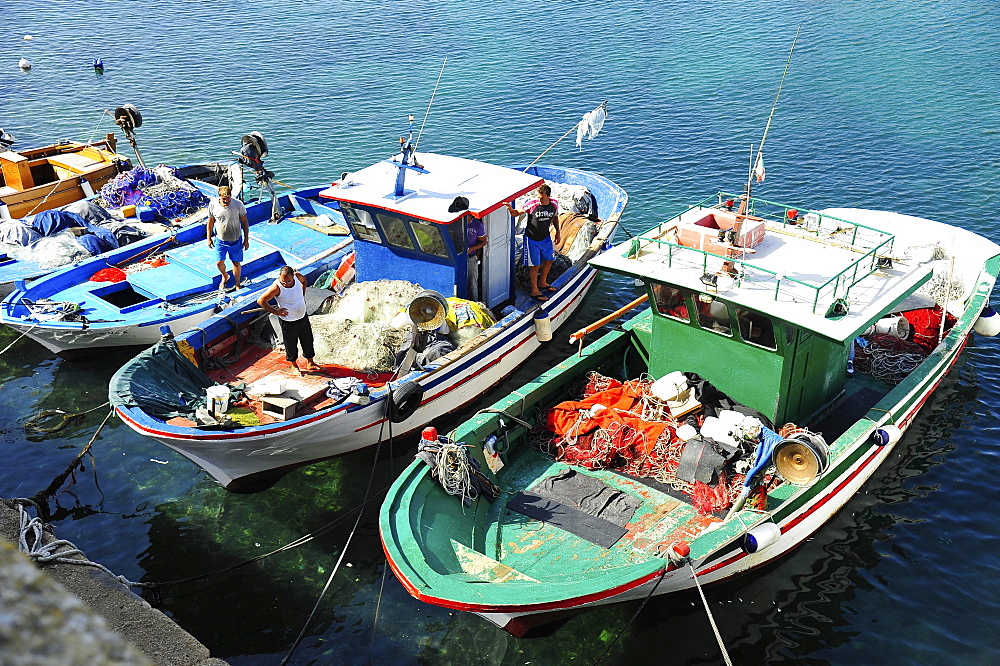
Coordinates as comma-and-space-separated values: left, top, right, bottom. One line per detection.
379, 187, 1000, 636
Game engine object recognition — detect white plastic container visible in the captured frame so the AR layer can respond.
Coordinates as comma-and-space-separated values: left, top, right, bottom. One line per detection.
700, 416, 738, 447
206, 385, 231, 417
650, 371, 688, 400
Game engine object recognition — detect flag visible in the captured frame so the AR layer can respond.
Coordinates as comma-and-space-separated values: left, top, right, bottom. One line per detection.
754, 154, 765, 183
576, 102, 608, 149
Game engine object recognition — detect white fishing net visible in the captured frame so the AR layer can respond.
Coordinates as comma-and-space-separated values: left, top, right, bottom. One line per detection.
1, 230, 91, 269
311, 280, 425, 371
310, 318, 411, 372
514, 181, 594, 217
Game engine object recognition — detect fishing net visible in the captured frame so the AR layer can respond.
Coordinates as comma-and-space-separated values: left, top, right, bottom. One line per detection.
310, 280, 424, 371
310, 319, 410, 372
96, 165, 210, 220
11, 231, 91, 269
315, 279, 423, 321
513, 181, 595, 216
852, 333, 928, 384
534, 371, 766, 515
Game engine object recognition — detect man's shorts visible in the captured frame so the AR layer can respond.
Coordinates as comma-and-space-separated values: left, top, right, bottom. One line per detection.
216, 238, 244, 263
522, 236, 555, 267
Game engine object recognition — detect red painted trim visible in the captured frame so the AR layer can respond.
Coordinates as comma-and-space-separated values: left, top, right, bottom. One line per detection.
383, 543, 666, 614
319, 179, 543, 225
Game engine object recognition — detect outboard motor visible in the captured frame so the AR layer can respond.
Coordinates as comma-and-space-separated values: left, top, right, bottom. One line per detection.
239, 132, 281, 221
113, 104, 145, 167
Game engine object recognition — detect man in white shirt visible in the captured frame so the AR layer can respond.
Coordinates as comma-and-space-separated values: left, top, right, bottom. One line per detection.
257, 266, 322, 374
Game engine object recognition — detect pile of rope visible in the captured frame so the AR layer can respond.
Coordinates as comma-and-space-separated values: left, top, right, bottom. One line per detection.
414, 436, 500, 507
533, 372, 748, 514
853, 333, 928, 384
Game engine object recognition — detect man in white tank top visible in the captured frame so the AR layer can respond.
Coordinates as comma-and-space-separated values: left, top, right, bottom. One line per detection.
257, 266, 322, 374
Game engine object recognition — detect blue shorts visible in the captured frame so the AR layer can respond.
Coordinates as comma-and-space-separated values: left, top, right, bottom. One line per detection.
215, 238, 244, 263
523, 236, 555, 267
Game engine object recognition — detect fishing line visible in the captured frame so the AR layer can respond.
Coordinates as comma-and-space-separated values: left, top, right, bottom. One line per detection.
282, 388, 395, 665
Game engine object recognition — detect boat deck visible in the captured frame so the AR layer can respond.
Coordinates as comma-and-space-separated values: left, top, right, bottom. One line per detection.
193, 343, 393, 426
478, 449, 719, 579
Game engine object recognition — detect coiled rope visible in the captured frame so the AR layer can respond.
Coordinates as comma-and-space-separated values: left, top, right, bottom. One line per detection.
434, 440, 474, 499
15, 499, 136, 587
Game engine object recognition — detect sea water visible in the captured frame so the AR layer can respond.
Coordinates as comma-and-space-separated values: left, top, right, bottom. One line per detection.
2, 0, 1000, 663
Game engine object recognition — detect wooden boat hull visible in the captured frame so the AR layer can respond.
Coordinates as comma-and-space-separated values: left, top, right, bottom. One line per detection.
116, 243, 604, 488
1, 139, 128, 218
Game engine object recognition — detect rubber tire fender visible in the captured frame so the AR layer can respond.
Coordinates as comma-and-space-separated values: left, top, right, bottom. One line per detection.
388, 381, 423, 423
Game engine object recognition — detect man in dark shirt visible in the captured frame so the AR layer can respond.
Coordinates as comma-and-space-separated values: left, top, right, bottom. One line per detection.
504, 184, 561, 301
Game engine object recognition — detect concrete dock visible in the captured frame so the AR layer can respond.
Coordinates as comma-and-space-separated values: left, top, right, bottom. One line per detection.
0, 498, 228, 665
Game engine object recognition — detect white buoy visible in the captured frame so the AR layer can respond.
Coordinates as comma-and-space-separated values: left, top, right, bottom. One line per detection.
871, 424, 902, 447
534, 307, 552, 342
23, 35, 33, 41
974, 305, 1000, 336
18, 57, 31, 70
743, 522, 782, 553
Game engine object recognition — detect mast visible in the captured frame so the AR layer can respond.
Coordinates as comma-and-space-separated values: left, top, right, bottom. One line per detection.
724, 27, 801, 275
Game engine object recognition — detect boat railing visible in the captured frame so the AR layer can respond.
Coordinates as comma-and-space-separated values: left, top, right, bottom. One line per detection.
703, 192, 895, 252
627, 194, 898, 315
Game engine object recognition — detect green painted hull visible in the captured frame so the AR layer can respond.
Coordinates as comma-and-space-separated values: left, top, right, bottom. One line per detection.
380, 223, 1000, 634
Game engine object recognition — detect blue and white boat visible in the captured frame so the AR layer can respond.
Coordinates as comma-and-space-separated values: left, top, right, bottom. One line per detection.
0, 163, 233, 299
109, 126, 628, 490
0, 185, 353, 354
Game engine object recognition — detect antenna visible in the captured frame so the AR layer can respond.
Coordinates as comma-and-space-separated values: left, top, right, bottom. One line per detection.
414, 57, 447, 152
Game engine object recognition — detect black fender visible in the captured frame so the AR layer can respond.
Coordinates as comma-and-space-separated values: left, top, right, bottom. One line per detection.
388, 381, 423, 423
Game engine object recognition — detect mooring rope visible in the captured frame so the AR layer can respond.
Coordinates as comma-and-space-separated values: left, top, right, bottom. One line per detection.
281, 388, 395, 665
0, 324, 38, 357
30, 409, 114, 511
593, 566, 668, 665
23, 400, 110, 434
15, 499, 138, 587
689, 561, 733, 666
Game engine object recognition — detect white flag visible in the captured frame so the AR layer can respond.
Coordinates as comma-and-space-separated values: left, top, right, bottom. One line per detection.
754, 154, 765, 183
576, 102, 608, 149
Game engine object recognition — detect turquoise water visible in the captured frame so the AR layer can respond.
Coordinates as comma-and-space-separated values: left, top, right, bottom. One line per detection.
3, 0, 1000, 663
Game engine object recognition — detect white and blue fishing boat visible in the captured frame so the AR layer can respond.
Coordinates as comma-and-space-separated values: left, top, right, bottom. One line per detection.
109, 115, 628, 490
0, 182, 352, 354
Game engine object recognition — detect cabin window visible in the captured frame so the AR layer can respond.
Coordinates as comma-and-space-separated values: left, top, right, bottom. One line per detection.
652, 283, 691, 322
410, 219, 450, 258
377, 214, 416, 250
735, 308, 777, 349
341, 203, 381, 243
697, 297, 732, 336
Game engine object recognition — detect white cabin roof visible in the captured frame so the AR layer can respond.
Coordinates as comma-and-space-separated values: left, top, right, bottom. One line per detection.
318, 152, 542, 224
592, 202, 1000, 342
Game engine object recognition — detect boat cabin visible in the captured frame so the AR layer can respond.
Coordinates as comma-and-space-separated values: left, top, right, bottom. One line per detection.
318, 152, 543, 310
591, 195, 937, 426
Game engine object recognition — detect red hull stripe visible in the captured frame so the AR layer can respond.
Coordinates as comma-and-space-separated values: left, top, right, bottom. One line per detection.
382, 542, 667, 614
